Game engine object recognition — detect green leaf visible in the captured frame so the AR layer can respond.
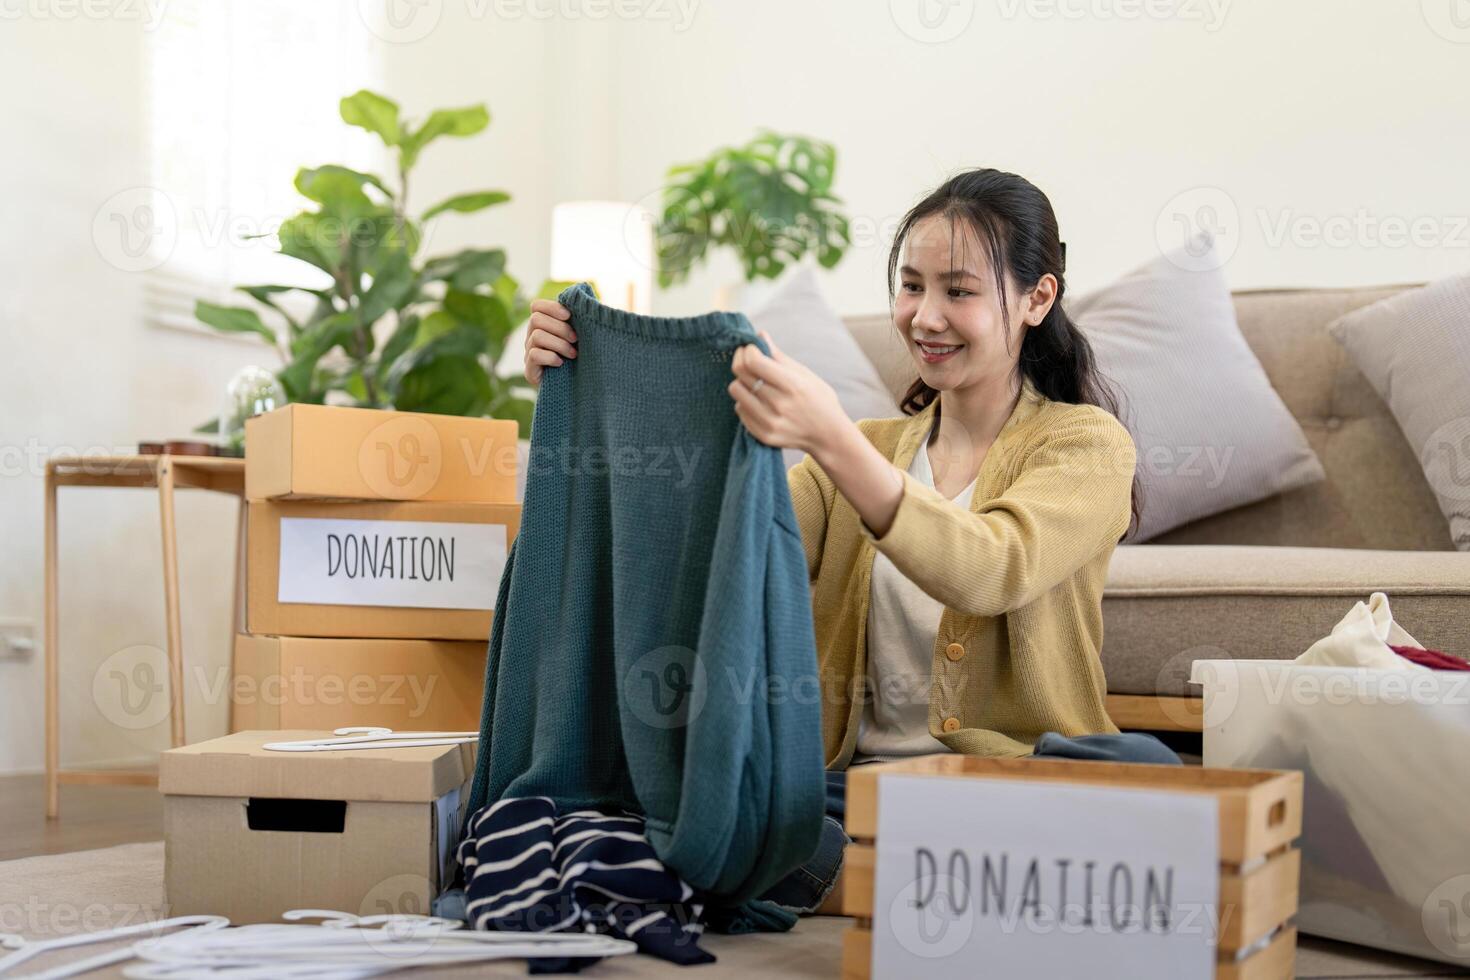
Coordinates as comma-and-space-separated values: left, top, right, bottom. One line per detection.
399, 105, 489, 169
281, 311, 358, 399
238, 283, 330, 305
277, 212, 345, 275
314, 164, 391, 198
236, 283, 331, 333
444, 289, 512, 342
421, 190, 510, 222
296, 164, 391, 201
493, 271, 521, 313
537, 279, 577, 301
393, 354, 492, 416
193, 417, 222, 435
413, 310, 461, 348
341, 370, 370, 403
339, 90, 401, 146
422, 248, 506, 291
386, 320, 488, 394
358, 249, 415, 326
376, 312, 420, 381
195, 301, 278, 345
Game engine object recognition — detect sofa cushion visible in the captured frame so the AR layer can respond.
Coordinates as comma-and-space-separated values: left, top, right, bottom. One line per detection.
1101, 544, 1470, 696
1328, 271, 1470, 551
1065, 239, 1325, 541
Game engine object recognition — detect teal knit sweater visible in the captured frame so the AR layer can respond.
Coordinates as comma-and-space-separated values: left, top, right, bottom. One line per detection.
466, 283, 825, 903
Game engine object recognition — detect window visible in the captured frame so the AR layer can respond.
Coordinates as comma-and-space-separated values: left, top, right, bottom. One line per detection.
144, 0, 381, 338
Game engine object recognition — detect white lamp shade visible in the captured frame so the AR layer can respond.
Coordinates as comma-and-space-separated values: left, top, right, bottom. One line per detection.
549, 201, 655, 314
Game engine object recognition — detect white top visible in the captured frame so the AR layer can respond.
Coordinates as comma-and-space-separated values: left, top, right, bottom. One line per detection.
853, 424, 977, 763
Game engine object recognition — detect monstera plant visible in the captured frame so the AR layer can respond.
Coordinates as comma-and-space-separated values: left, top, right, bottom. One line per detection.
196, 90, 567, 439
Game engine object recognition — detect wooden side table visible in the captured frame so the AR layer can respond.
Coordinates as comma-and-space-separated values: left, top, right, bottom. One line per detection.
44, 454, 245, 818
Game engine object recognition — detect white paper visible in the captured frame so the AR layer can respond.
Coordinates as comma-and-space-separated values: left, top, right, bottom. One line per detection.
872, 773, 1219, 980
277, 517, 506, 610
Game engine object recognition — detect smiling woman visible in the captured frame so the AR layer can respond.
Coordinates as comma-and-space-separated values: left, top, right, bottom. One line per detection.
519, 169, 1174, 923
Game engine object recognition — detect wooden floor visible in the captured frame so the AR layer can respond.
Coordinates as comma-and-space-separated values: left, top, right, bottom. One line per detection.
0, 774, 163, 862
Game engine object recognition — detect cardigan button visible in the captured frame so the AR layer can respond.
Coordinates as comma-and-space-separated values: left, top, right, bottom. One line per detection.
942, 716, 961, 733
945, 642, 965, 662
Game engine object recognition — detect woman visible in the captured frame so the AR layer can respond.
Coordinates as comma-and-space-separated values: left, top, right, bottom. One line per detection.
523, 169, 1177, 916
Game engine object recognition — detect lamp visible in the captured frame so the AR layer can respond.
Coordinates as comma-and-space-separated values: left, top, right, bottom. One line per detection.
549, 201, 654, 314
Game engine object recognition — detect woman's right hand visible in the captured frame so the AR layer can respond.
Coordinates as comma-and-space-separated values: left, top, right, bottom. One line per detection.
523, 298, 578, 386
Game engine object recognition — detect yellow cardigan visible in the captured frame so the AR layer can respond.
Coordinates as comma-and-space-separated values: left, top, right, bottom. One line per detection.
787, 378, 1136, 768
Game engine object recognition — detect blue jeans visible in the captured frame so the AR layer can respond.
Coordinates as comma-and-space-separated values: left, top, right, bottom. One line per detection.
757, 732, 1182, 914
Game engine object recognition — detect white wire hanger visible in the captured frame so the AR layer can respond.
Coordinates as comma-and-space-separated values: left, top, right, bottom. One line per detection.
261, 727, 478, 752
125, 909, 635, 978
0, 914, 228, 980
3, 910, 635, 979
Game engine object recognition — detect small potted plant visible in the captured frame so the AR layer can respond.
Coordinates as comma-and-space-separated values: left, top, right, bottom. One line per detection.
654, 130, 851, 308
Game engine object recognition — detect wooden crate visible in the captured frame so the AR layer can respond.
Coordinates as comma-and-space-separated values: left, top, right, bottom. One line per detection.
840, 754, 1303, 980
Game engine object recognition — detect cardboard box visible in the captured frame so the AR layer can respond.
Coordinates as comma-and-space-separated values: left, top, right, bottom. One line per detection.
246, 499, 520, 640
246, 403, 518, 503
231, 634, 486, 733
161, 730, 475, 924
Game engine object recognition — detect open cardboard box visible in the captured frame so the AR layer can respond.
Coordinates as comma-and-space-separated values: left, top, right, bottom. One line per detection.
161, 730, 475, 924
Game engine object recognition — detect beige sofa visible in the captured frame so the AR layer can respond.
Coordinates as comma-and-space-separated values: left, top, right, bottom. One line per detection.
846, 285, 1470, 730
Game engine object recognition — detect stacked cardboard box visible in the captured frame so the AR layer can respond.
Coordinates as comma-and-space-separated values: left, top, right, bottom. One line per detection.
234, 404, 521, 732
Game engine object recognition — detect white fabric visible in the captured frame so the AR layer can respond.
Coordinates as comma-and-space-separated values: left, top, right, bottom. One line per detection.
854, 427, 975, 762
1195, 655, 1470, 965
1065, 234, 1324, 541
746, 265, 904, 470
1293, 591, 1428, 669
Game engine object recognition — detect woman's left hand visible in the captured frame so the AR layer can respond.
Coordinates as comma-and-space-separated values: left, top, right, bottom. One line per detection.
728, 331, 849, 456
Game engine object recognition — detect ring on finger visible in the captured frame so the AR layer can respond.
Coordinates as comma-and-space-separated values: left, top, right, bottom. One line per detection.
750, 378, 765, 395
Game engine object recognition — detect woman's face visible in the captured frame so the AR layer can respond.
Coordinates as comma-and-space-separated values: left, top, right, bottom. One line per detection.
893, 213, 1038, 396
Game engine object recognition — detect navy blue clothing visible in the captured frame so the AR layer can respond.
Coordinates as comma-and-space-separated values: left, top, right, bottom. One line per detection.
457, 796, 713, 972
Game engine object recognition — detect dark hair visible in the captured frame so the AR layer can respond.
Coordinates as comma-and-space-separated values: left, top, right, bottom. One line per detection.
886, 168, 1141, 538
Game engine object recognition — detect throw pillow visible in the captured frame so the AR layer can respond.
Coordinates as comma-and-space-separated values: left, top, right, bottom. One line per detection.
1066, 237, 1325, 541
1328, 271, 1470, 551
747, 265, 903, 469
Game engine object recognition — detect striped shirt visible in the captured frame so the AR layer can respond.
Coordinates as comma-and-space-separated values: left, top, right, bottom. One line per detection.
458, 796, 714, 970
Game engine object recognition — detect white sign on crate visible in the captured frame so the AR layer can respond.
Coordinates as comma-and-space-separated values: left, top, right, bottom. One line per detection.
277, 517, 507, 610
873, 774, 1220, 980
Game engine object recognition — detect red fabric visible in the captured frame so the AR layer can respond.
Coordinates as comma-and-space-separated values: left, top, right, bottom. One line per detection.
1390, 644, 1470, 671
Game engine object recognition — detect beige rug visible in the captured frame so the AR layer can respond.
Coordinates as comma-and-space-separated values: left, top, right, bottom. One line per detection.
0, 843, 1462, 978
0, 842, 841, 978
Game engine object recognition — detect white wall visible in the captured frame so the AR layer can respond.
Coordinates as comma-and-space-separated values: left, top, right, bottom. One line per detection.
588, 0, 1470, 315
0, 6, 551, 775
4, 0, 1467, 773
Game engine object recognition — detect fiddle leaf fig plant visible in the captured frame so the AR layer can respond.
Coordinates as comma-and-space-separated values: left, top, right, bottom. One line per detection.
655, 130, 851, 288
195, 89, 569, 441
